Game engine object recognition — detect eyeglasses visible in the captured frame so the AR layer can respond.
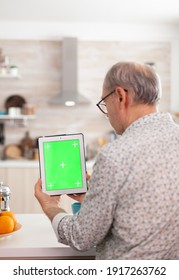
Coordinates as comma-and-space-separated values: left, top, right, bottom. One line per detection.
96, 87, 128, 114
96, 90, 116, 114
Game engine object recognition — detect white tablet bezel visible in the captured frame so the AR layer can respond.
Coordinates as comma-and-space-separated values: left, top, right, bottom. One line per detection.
38, 133, 87, 195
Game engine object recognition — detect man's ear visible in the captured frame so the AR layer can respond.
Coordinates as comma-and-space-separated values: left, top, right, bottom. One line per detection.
116, 87, 128, 107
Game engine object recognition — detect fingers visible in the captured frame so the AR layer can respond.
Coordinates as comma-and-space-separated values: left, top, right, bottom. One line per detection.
67, 193, 85, 203
35, 178, 42, 190
35, 178, 61, 204
34, 178, 42, 198
86, 172, 90, 181
34, 178, 49, 203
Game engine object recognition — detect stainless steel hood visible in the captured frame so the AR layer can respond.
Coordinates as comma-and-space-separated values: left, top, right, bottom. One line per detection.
49, 37, 89, 106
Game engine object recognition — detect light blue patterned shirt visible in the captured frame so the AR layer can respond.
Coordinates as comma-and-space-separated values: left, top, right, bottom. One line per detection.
52, 112, 179, 259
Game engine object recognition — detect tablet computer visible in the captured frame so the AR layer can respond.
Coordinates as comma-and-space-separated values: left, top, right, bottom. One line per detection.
38, 133, 87, 195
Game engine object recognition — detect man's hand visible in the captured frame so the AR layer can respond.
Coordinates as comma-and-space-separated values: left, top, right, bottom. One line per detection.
34, 178, 65, 221
67, 172, 90, 202
67, 193, 85, 202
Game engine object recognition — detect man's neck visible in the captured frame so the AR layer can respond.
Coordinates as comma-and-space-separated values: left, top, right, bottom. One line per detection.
125, 104, 158, 130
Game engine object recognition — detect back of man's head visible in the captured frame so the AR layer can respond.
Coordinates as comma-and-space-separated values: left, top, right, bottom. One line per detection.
103, 62, 162, 106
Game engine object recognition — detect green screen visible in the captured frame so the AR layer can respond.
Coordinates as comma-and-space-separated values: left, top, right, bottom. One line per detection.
43, 139, 83, 191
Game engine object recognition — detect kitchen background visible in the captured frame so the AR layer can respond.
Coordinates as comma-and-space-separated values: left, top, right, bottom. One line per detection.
0, 0, 178, 157
0, 40, 171, 151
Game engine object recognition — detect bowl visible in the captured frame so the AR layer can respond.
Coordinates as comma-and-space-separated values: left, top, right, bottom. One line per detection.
0, 222, 22, 238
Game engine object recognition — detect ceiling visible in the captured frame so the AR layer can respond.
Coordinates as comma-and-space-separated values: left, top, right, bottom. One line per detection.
0, 0, 179, 24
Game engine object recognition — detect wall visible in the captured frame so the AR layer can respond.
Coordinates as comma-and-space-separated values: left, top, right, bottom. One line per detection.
0, 39, 171, 149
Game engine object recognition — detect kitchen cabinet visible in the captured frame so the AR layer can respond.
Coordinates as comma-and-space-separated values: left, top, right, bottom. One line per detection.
0, 160, 76, 214
0, 164, 42, 213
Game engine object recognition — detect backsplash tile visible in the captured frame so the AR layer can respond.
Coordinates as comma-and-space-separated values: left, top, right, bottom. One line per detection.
0, 40, 171, 148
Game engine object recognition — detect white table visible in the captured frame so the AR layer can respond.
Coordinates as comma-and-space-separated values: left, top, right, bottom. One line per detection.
0, 214, 96, 259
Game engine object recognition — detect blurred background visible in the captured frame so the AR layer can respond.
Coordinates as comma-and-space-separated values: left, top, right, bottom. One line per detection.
0, 0, 178, 152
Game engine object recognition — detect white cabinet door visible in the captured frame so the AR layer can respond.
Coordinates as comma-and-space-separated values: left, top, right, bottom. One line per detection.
6, 168, 42, 213
0, 168, 7, 184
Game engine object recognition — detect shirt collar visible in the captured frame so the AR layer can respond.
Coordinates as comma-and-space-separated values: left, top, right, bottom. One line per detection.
123, 112, 174, 135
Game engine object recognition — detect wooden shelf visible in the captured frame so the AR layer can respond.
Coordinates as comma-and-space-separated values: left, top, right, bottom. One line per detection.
0, 114, 36, 126
0, 114, 35, 120
0, 74, 21, 79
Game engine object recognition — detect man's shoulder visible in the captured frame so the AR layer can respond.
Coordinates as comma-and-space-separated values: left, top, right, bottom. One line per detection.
100, 136, 133, 160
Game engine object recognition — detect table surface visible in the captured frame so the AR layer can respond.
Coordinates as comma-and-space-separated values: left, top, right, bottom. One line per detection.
0, 160, 95, 171
0, 214, 95, 259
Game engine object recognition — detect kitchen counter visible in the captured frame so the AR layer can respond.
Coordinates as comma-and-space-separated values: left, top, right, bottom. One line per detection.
0, 160, 95, 172
0, 214, 96, 260
0, 159, 39, 168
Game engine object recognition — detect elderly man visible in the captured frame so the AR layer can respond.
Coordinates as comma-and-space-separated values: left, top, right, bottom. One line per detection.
35, 62, 179, 259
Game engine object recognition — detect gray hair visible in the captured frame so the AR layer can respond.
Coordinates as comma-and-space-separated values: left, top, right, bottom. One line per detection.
103, 62, 162, 105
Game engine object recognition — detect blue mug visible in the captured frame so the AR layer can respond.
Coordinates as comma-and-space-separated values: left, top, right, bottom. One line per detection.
71, 202, 81, 214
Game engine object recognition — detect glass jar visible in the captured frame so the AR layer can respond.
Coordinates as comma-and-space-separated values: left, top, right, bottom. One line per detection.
0, 181, 11, 212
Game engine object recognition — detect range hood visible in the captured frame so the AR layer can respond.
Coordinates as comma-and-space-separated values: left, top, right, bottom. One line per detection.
49, 37, 89, 106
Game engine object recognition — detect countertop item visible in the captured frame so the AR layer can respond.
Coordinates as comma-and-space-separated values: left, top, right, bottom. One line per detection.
0, 222, 22, 238
0, 214, 96, 259
4, 95, 26, 112
4, 144, 22, 159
